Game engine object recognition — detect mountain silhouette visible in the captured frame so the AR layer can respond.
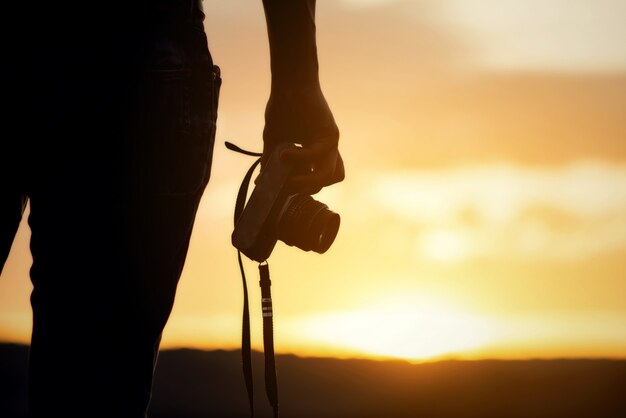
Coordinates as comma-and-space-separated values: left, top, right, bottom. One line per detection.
1, 343, 625, 417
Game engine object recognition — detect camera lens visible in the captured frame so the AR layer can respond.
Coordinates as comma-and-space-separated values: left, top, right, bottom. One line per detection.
278, 194, 340, 254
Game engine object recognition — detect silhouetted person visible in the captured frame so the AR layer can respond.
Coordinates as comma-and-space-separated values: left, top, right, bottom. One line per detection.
0, 1, 344, 416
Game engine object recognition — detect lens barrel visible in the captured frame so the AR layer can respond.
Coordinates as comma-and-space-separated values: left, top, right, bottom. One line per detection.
278, 194, 340, 254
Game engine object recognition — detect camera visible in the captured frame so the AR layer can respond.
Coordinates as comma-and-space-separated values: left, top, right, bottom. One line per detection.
232, 142, 340, 263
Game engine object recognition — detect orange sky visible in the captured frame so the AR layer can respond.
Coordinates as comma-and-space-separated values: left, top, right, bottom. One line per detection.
1, 0, 625, 362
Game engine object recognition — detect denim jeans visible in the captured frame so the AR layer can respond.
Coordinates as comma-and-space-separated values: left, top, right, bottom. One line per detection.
0, 1, 219, 416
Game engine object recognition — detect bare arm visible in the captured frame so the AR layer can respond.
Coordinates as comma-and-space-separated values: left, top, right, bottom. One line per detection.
262, 0, 344, 195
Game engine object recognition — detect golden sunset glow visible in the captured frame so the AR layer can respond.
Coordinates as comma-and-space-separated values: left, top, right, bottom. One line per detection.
282, 296, 496, 360
1, 0, 625, 363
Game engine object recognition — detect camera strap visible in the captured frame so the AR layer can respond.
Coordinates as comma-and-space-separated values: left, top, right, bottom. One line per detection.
226, 141, 280, 418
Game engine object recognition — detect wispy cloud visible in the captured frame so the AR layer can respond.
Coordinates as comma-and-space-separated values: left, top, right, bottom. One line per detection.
440, 0, 626, 71
362, 161, 626, 260
338, 0, 626, 71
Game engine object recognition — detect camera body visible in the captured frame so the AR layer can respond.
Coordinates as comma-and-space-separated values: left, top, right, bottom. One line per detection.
232, 142, 340, 263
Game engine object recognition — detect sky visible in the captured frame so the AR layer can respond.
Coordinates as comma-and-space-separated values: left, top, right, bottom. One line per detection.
1, 0, 625, 362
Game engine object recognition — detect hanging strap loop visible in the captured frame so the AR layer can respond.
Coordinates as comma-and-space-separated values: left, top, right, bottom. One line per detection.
227, 141, 280, 418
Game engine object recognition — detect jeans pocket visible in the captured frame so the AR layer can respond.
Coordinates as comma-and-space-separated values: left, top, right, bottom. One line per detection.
135, 61, 220, 196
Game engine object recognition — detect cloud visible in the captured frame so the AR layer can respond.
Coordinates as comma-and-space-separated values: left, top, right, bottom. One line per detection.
371, 161, 626, 222
440, 0, 626, 71
363, 161, 626, 260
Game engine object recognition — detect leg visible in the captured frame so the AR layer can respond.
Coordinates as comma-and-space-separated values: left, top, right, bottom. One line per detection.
26, 4, 217, 416
27, 185, 207, 417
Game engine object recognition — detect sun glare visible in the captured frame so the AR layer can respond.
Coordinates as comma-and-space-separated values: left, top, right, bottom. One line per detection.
287, 297, 495, 361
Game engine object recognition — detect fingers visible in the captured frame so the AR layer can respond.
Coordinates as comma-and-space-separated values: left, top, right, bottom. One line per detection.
279, 136, 337, 164
284, 147, 345, 194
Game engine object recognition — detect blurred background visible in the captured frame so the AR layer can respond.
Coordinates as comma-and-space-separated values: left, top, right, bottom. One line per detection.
1, 0, 625, 364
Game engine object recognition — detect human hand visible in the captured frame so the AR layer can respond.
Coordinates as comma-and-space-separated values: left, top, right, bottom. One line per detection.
262, 84, 344, 195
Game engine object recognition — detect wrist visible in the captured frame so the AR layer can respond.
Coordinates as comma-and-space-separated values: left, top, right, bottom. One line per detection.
270, 73, 321, 93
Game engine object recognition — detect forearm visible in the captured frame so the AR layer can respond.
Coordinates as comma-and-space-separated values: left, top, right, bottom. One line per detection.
262, 0, 320, 90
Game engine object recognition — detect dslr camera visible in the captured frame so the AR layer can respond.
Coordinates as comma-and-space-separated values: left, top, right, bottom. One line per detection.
232, 142, 340, 263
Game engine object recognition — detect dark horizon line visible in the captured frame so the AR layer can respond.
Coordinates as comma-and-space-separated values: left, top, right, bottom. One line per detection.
2, 341, 625, 365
